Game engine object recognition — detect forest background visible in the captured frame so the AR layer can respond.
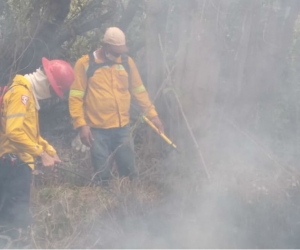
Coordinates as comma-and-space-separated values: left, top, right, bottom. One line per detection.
1, 0, 300, 248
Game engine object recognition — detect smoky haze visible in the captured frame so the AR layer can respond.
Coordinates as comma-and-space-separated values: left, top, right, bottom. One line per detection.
1, 0, 300, 248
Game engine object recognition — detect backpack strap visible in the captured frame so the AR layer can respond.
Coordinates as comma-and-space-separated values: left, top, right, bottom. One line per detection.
86, 51, 95, 80
121, 54, 132, 87
85, 52, 112, 97
84, 52, 132, 97
86, 52, 115, 80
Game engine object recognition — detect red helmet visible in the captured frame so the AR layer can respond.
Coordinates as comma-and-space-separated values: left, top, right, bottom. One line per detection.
42, 57, 74, 98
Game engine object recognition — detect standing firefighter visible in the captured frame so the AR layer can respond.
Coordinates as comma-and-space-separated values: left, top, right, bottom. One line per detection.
69, 27, 164, 183
0, 58, 74, 248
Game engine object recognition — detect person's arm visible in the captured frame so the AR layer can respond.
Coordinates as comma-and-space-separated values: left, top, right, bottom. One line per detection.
128, 57, 158, 118
38, 135, 61, 166
69, 58, 88, 129
128, 57, 164, 133
69, 57, 94, 147
38, 136, 56, 156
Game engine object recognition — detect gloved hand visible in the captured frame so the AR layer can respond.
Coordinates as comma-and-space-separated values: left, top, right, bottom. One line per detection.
71, 133, 90, 152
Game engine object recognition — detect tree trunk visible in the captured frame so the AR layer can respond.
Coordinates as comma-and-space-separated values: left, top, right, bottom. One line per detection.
234, 0, 300, 129
145, 0, 168, 98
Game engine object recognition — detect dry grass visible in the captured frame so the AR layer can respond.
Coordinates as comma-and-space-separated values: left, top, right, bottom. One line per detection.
30, 176, 162, 248
29, 145, 300, 248
30, 113, 300, 248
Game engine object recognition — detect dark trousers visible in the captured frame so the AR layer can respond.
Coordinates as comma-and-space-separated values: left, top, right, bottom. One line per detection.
91, 125, 136, 181
0, 159, 32, 233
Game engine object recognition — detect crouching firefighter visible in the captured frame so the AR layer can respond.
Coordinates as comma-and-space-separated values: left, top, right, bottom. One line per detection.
0, 57, 74, 248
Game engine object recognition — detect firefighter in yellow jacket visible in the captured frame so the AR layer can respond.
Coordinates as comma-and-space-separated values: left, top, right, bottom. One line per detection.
69, 27, 164, 183
0, 57, 74, 247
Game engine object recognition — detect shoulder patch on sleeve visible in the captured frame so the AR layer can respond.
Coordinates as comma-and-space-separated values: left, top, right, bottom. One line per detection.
21, 95, 29, 105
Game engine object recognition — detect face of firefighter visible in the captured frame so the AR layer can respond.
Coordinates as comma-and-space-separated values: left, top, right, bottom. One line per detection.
103, 44, 122, 61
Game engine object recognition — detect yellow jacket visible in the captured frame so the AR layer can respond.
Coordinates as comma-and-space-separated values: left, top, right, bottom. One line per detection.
0, 75, 56, 169
69, 50, 158, 129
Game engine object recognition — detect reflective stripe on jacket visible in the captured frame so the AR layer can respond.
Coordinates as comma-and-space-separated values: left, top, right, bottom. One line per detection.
0, 75, 56, 169
69, 50, 158, 129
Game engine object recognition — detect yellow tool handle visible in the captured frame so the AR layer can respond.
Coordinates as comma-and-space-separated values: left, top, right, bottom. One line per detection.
142, 116, 177, 150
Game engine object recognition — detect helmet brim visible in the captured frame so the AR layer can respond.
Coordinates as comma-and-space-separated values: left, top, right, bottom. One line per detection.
42, 57, 63, 98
